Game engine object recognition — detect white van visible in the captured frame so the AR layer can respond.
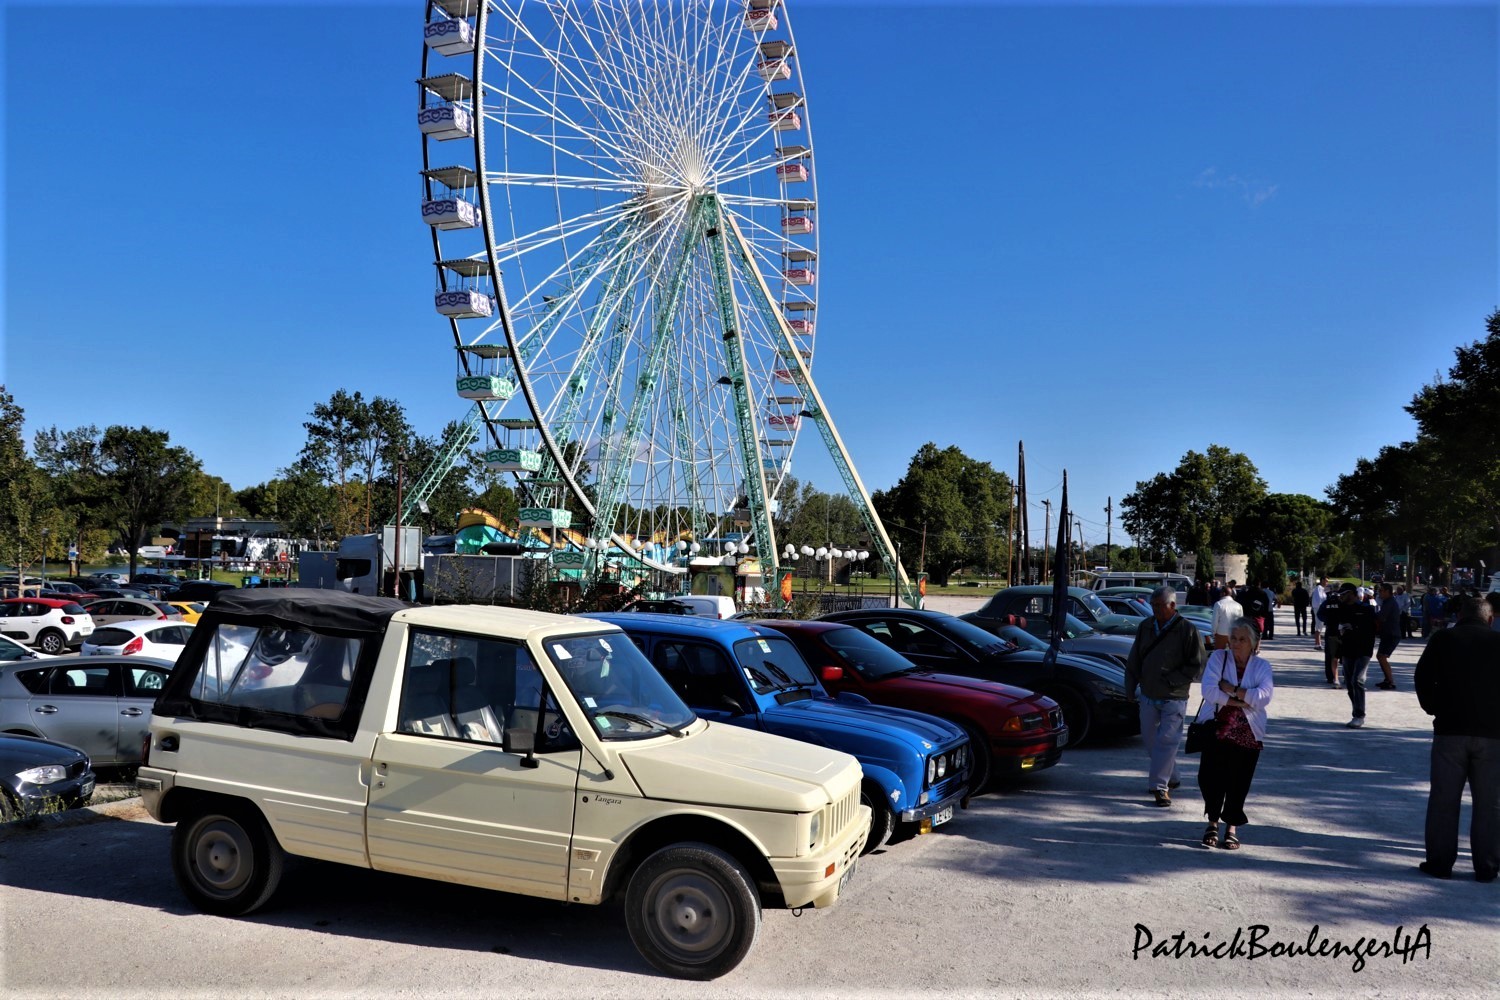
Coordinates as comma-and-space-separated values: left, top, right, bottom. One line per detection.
1085, 572, 1192, 602
675, 595, 738, 619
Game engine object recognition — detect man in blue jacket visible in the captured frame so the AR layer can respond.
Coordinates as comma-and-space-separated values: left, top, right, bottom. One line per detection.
1414, 596, 1500, 882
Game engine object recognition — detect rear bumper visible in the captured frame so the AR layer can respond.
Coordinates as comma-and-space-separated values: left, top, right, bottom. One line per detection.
135, 766, 174, 820
771, 804, 870, 910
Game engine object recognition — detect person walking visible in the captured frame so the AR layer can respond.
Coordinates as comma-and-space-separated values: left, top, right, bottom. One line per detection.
1291, 580, 1311, 636
1413, 596, 1500, 882
1376, 582, 1402, 690
1262, 581, 1278, 640
1238, 582, 1270, 637
1312, 575, 1329, 650
1124, 585, 1207, 807
1210, 581, 1243, 651
1195, 619, 1274, 850
1319, 582, 1378, 728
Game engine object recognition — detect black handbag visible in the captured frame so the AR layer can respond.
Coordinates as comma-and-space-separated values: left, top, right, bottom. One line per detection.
1183, 652, 1230, 754
1184, 712, 1218, 754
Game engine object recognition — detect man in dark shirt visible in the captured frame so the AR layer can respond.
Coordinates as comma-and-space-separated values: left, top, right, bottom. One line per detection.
1376, 582, 1403, 690
1291, 581, 1311, 637
1319, 582, 1378, 728
1413, 596, 1500, 882
1238, 583, 1270, 636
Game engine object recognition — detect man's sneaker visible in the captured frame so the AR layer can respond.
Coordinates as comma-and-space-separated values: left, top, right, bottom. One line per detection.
1153, 789, 1172, 807
1417, 861, 1453, 880
1347, 717, 1365, 729
1476, 871, 1497, 884
1378, 681, 1397, 690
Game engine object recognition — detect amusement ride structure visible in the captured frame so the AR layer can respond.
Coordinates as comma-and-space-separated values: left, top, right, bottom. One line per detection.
414, 0, 915, 606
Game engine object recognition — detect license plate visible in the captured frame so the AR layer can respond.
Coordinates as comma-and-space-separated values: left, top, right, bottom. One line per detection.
932, 805, 954, 827
80, 779, 94, 798
1057, 729, 1069, 748
838, 857, 857, 892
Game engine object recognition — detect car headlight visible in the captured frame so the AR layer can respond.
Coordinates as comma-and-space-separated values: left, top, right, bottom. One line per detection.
809, 810, 821, 849
926, 757, 936, 785
936, 755, 947, 779
17, 764, 67, 785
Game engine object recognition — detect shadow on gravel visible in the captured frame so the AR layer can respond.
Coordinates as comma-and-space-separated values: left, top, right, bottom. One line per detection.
939, 690, 1492, 932
0, 819, 644, 975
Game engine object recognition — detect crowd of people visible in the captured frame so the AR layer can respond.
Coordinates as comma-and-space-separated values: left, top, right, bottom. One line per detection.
1119, 580, 1499, 884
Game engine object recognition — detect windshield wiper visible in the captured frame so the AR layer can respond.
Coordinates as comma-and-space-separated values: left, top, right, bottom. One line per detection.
593, 709, 687, 737
761, 660, 808, 688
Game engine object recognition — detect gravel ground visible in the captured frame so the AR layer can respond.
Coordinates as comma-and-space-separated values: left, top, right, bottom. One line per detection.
2, 603, 1495, 999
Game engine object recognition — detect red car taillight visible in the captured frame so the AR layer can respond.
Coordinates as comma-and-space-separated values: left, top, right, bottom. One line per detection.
157, 614, 168, 620
61, 615, 75, 624
122, 636, 144, 655
141, 734, 151, 767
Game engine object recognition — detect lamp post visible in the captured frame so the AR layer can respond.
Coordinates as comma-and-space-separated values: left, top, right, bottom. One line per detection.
1041, 499, 1052, 583
393, 452, 406, 599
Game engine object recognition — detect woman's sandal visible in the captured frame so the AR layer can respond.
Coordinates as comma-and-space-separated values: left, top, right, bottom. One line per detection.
1222, 828, 1241, 850
1202, 823, 1219, 848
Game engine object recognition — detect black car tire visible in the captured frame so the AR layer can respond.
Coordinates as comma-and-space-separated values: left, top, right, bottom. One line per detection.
1047, 688, 1093, 747
171, 803, 284, 916
624, 842, 761, 980
36, 629, 66, 655
959, 723, 993, 794
860, 783, 896, 854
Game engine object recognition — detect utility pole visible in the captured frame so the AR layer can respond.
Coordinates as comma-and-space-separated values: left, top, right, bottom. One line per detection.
1041, 499, 1052, 584
1104, 497, 1113, 570
919, 520, 927, 578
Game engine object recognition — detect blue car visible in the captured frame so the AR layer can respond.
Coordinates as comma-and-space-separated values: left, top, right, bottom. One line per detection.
589, 613, 971, 853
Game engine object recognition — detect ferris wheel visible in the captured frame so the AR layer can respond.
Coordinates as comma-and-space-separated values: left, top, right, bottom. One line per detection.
418, 0, 912, 604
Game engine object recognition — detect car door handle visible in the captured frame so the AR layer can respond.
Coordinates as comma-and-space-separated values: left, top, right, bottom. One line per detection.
121, 708, 144, 717
35, 705, 59, 714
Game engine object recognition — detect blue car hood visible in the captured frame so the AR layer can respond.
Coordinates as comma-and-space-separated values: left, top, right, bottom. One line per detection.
765, 696, 965, 750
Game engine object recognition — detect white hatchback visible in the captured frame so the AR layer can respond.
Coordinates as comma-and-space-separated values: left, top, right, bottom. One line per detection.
81, 620, 195, 660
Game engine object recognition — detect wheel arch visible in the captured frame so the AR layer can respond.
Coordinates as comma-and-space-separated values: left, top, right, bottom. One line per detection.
155, 787, 280, 847
602, 813, 778, 907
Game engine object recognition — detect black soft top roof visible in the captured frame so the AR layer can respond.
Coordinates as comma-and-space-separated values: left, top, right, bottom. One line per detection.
153, 588, 409, 742
205, 588, 408, 634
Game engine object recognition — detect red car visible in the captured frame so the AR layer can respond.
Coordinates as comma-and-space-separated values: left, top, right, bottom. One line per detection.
756, 620, 1067, 791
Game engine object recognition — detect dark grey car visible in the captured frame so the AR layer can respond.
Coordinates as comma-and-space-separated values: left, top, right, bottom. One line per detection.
0, 656, 174, 766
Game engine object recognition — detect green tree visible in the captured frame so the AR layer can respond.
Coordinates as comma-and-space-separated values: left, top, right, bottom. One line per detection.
871, 443, 1012, 586
299, 390, 366, 537
97, 426, 200, 578
1406, 308, 1500, 538
0, 388, 55, 574
272, 462, 335, 544
30, 422, 103, 562
1235, 493, 1331, 577
1122, 445, 1267, 558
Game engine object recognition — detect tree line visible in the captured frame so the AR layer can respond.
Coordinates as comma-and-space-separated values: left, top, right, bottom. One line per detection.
7, 309, 1492, 588
1119, 308, 1500, 591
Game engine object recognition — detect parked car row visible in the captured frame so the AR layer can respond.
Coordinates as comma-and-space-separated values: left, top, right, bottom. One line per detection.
130, 583, 1165, 977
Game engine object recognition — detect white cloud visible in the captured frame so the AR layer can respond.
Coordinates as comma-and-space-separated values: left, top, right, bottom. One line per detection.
1195, 167, 1279, 207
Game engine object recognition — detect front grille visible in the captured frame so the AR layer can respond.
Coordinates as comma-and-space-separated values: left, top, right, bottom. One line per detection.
826, 784, 858, 844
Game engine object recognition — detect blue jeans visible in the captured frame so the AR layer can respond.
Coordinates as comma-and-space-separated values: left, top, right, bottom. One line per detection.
1344, 655, 1371, 719
1139, 698, 1186, 792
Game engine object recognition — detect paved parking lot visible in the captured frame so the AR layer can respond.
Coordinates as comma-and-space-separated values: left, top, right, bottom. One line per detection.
2, 606, 1495, 998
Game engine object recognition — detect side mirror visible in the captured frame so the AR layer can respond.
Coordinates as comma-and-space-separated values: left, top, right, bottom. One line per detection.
713, 693, 746, 716
820, 665, 844, 682
503, 727, 539, 768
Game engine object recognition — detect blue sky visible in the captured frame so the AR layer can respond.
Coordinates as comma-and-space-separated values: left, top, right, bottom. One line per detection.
3, 1, 1496, 553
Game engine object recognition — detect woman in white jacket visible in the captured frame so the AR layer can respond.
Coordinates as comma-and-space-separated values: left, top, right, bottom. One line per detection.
1196, 619, 1274, 849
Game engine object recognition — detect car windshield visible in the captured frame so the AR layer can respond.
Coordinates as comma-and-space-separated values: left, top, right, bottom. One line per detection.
1077, 592, 1113, 620
933, 614, 1020, 654
1027, 613, 1098, 641
996, 625, 1049, 652
820, 627, 921, 681
545, 631, 696, 739
733, 635, 820, 694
